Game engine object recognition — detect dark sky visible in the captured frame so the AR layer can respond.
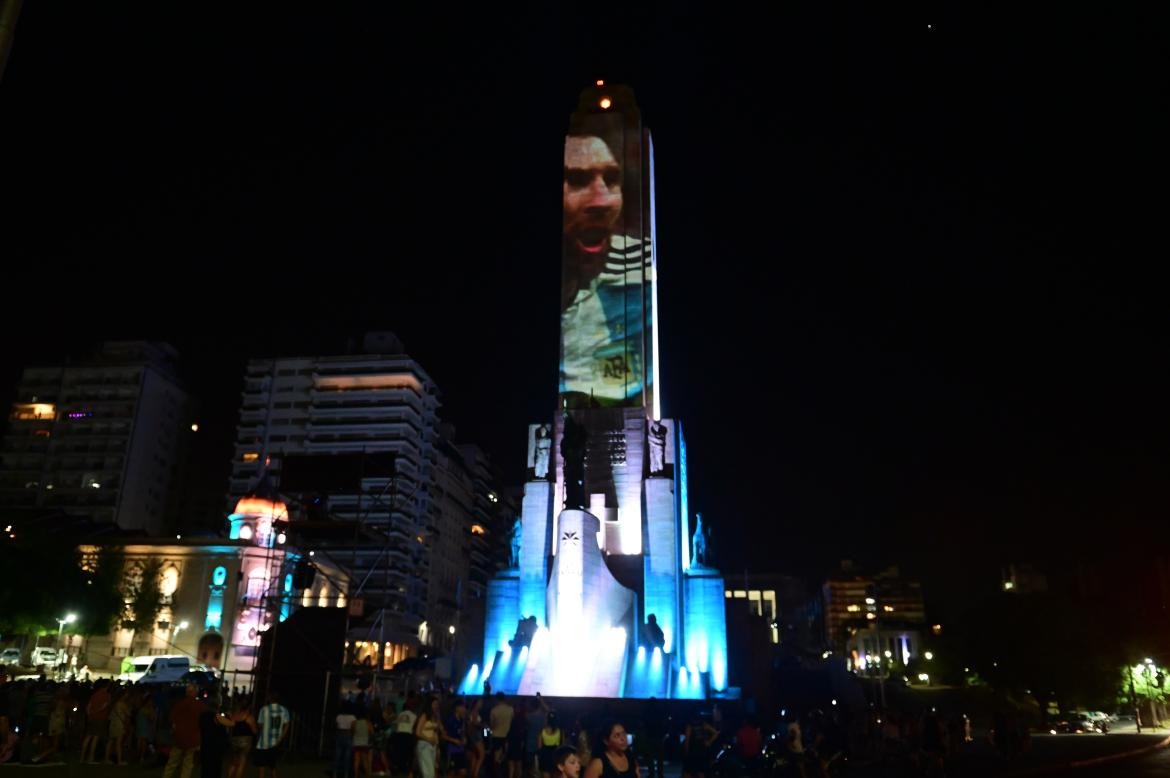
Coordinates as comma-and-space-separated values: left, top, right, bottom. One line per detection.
2, 3, 1166, 589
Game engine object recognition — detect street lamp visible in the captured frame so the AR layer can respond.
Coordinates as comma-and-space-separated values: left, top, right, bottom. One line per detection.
56, 613, 77, 648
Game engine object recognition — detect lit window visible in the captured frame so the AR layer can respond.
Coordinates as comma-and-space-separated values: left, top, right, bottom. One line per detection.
883, 605, 895, 612
866, 613, 876, 620
470, 524, 486, 535
847, 604, 861, 613
242, 452, 259, 462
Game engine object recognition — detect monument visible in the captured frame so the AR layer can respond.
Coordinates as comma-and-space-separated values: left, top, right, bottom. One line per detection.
470, 84, 729, 699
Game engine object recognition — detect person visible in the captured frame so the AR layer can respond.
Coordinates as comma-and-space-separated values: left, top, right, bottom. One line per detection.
734, 717, 762, 774
488, 694, 514, 778
164, 684, 211, 778
81, 679, 111, 764
559, 130, 650, 405
353, 706, 373, 778
466, 699, 486, 778
552, 746, 580, 778
443, 699, 469, 778
506, 701, 526, 778
199, 702, 232, 778
135, 689, 158, 764
537, 713, 563, 778
525, 696, 548, 778
582, 722, 638, 778
680, 715, 717, 778
572, 719, 590, 770
333, 702, 356, 778
106, 688, 132, 764
388, 696, 418, 777
226, 697, 256, 778
253, 692, 291, 778
414, 696, 444, 778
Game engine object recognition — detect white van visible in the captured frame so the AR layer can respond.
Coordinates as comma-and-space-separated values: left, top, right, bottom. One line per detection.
116, 655, 156, 683
140, 655, 191, 684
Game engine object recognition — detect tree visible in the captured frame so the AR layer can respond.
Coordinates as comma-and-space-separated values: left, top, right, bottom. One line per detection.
122, 558, 164, 647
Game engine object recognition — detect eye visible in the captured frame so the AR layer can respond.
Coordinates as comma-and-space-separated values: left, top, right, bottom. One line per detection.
603, 168, 621, 188
565, 169, 591, 188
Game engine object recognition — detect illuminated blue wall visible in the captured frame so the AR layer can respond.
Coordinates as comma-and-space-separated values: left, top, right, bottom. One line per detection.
684, 569, 729, 693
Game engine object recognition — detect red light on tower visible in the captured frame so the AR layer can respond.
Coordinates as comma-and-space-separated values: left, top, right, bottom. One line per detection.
599, 97, 612, 109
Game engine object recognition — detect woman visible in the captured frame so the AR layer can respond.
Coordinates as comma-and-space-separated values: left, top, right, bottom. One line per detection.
414, 696, 445, 778
583, 722, 638, 778
226, 697, 257, 778
353, 707, 374, 778
538, 713, 564, 778
466, 699, 486, 778
552, 746, 580, 778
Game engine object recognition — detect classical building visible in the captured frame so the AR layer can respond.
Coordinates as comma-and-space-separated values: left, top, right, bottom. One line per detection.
0, 342, 195, 535
78, 494, 347, 681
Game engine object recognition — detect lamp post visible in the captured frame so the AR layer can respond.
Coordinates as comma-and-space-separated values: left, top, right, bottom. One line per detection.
172, 619, 189, 649
56, 613, 77, 649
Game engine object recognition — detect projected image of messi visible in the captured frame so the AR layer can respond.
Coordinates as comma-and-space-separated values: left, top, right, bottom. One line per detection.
560, 108, 650, 407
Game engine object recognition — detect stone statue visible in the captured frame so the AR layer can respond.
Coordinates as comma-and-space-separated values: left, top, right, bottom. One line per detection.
642, 613, 666, 650
561, 412, 587, 509
692, 513, 709, 567
648, 420, 667, 475
533, 424, 552, 479
509, 615, 538, 649
509, 518, 522, 568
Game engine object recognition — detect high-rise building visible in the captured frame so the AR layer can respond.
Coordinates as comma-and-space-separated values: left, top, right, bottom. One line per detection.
822, 562, 928, 674
228, 332, 509, 666
0, 341, 195, 535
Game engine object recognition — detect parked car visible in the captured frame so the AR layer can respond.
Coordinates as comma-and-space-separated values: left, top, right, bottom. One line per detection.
1051, 713, 1106, 734
0, 648, 22, 665
29, 647, 60, 667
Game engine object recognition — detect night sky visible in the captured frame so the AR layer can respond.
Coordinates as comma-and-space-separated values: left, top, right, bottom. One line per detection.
2, 4, 1166, 592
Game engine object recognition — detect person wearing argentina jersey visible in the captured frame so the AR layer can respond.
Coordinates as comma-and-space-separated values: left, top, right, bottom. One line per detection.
253, 691, 291, 778
561, 132, 651, 406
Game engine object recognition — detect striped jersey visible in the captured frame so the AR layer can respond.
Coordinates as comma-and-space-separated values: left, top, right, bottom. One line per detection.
256, 703, 291, 750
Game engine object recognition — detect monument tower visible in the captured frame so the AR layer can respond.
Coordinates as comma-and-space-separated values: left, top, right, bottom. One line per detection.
473, 84, 728, 699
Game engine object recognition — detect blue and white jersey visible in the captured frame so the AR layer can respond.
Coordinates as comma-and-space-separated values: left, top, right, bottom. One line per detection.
256, 704, 291, 750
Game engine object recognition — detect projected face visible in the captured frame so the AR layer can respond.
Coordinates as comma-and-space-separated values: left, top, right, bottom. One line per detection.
563, 135, 623, 289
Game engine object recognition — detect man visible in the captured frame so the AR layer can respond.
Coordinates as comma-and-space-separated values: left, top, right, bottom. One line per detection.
560, 131, 649, 405
253, 692, 291, 778
80, 680, 111, 764
164, 684, 215, 778
443, 699, 469, 778
488, 694, 514, 778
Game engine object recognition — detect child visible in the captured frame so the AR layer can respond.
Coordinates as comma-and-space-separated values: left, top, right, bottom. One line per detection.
552, 746, 580, 778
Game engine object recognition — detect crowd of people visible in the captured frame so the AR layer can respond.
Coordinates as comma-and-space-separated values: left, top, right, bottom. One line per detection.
0, 674, 290, 778
327, 689, 667, 778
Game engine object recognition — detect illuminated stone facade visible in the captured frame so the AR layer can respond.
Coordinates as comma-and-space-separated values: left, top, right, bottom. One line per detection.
471, 85, 729, 699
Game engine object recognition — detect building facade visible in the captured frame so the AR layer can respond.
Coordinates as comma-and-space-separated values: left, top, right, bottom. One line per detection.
228, 333, 510, 671
0, 342, 194, 535
78, 497, 346, 681
822, 563, 928, 676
